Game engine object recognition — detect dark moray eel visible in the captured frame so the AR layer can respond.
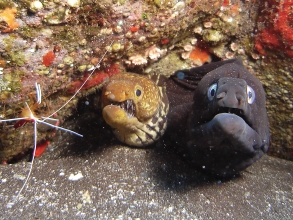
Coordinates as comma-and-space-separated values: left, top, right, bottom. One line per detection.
167, 58, 270, 177
102, 73, 169, 147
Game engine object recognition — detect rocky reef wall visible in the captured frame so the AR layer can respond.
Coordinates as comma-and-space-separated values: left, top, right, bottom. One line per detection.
0, 0, 292, 161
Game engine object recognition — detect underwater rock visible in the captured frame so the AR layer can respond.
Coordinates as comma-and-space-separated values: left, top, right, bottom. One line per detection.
255, 0, 293, 57
253, 0, 293, 160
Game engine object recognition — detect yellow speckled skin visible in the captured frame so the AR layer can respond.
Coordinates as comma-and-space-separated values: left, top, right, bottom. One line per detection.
102, 73, 169, 147
102, 73, 160, 121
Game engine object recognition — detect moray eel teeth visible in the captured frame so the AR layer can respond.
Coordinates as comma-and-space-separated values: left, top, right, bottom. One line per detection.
111, 100, 136, 118
120, 100, 136, 118
102, 73, 169, 147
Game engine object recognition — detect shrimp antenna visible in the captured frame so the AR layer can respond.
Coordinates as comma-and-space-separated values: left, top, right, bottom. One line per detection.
42, 41, 114, 121
0, 117, 29, 122
36, 119, 83, 137
35, 82, 42, 104
13, 105, 38, 202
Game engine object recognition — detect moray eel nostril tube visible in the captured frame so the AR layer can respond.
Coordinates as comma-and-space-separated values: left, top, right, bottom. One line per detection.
167, 58, 270, 177
102, 73, 169, 147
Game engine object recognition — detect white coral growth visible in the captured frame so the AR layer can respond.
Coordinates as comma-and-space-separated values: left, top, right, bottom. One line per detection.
145, 45, 167, 61
128, 54, 148, 65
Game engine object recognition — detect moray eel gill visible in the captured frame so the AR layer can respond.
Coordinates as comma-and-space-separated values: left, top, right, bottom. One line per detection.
102, 73, 169, 147
168, 58, 270, 177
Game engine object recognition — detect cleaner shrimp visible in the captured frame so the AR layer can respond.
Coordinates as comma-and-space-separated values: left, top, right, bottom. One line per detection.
0, 42, 113, 208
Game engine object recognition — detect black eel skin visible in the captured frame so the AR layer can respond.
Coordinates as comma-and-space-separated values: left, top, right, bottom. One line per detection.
166, 59, 270, 177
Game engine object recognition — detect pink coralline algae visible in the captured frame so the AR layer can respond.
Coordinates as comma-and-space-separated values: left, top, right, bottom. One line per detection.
67, 64, 120, 94
255, 0, 293, 57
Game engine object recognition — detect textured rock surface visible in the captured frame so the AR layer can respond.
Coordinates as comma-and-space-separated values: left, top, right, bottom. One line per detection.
254, 0, 293, 160
0, 148, 292, 219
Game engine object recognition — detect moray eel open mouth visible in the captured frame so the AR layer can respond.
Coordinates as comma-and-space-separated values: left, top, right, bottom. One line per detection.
112, 100, 136, 118
218, 107, 243, 116
101, 73, 169, 147
216, 107, 249, 126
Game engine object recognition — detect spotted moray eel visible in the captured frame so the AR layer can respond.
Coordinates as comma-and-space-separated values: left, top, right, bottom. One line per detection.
102, 73, 169, 147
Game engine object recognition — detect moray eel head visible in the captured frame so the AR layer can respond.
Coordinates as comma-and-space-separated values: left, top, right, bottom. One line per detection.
174, 59, 270, 177
102, 73, 169, 147
207, 77, 253, 125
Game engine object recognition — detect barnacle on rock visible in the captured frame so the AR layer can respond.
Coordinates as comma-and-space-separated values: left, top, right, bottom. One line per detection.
193, 26, 203, 34
66, 0, 81, 8
29, 1, 43, 13
181, 51, 190, 60
190, 38, 197, 45
183, 44, 194, 52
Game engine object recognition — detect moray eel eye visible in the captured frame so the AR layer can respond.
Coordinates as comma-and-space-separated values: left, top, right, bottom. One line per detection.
207, 83, 217, 101
247, 85, 255, 104
176, 71, 185, 79
136, 89, 141, 97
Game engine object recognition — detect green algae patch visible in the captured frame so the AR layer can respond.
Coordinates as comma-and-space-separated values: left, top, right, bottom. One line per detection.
1, 70, 22, 93
203, 30, 224, 43
19, 26, 40, 39
8, 51, 26, 66
2, 35, 27, 66
0, 0, 15, 9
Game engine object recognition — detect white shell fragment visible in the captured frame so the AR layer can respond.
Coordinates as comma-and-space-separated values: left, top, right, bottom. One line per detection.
68, 171, 84, 181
